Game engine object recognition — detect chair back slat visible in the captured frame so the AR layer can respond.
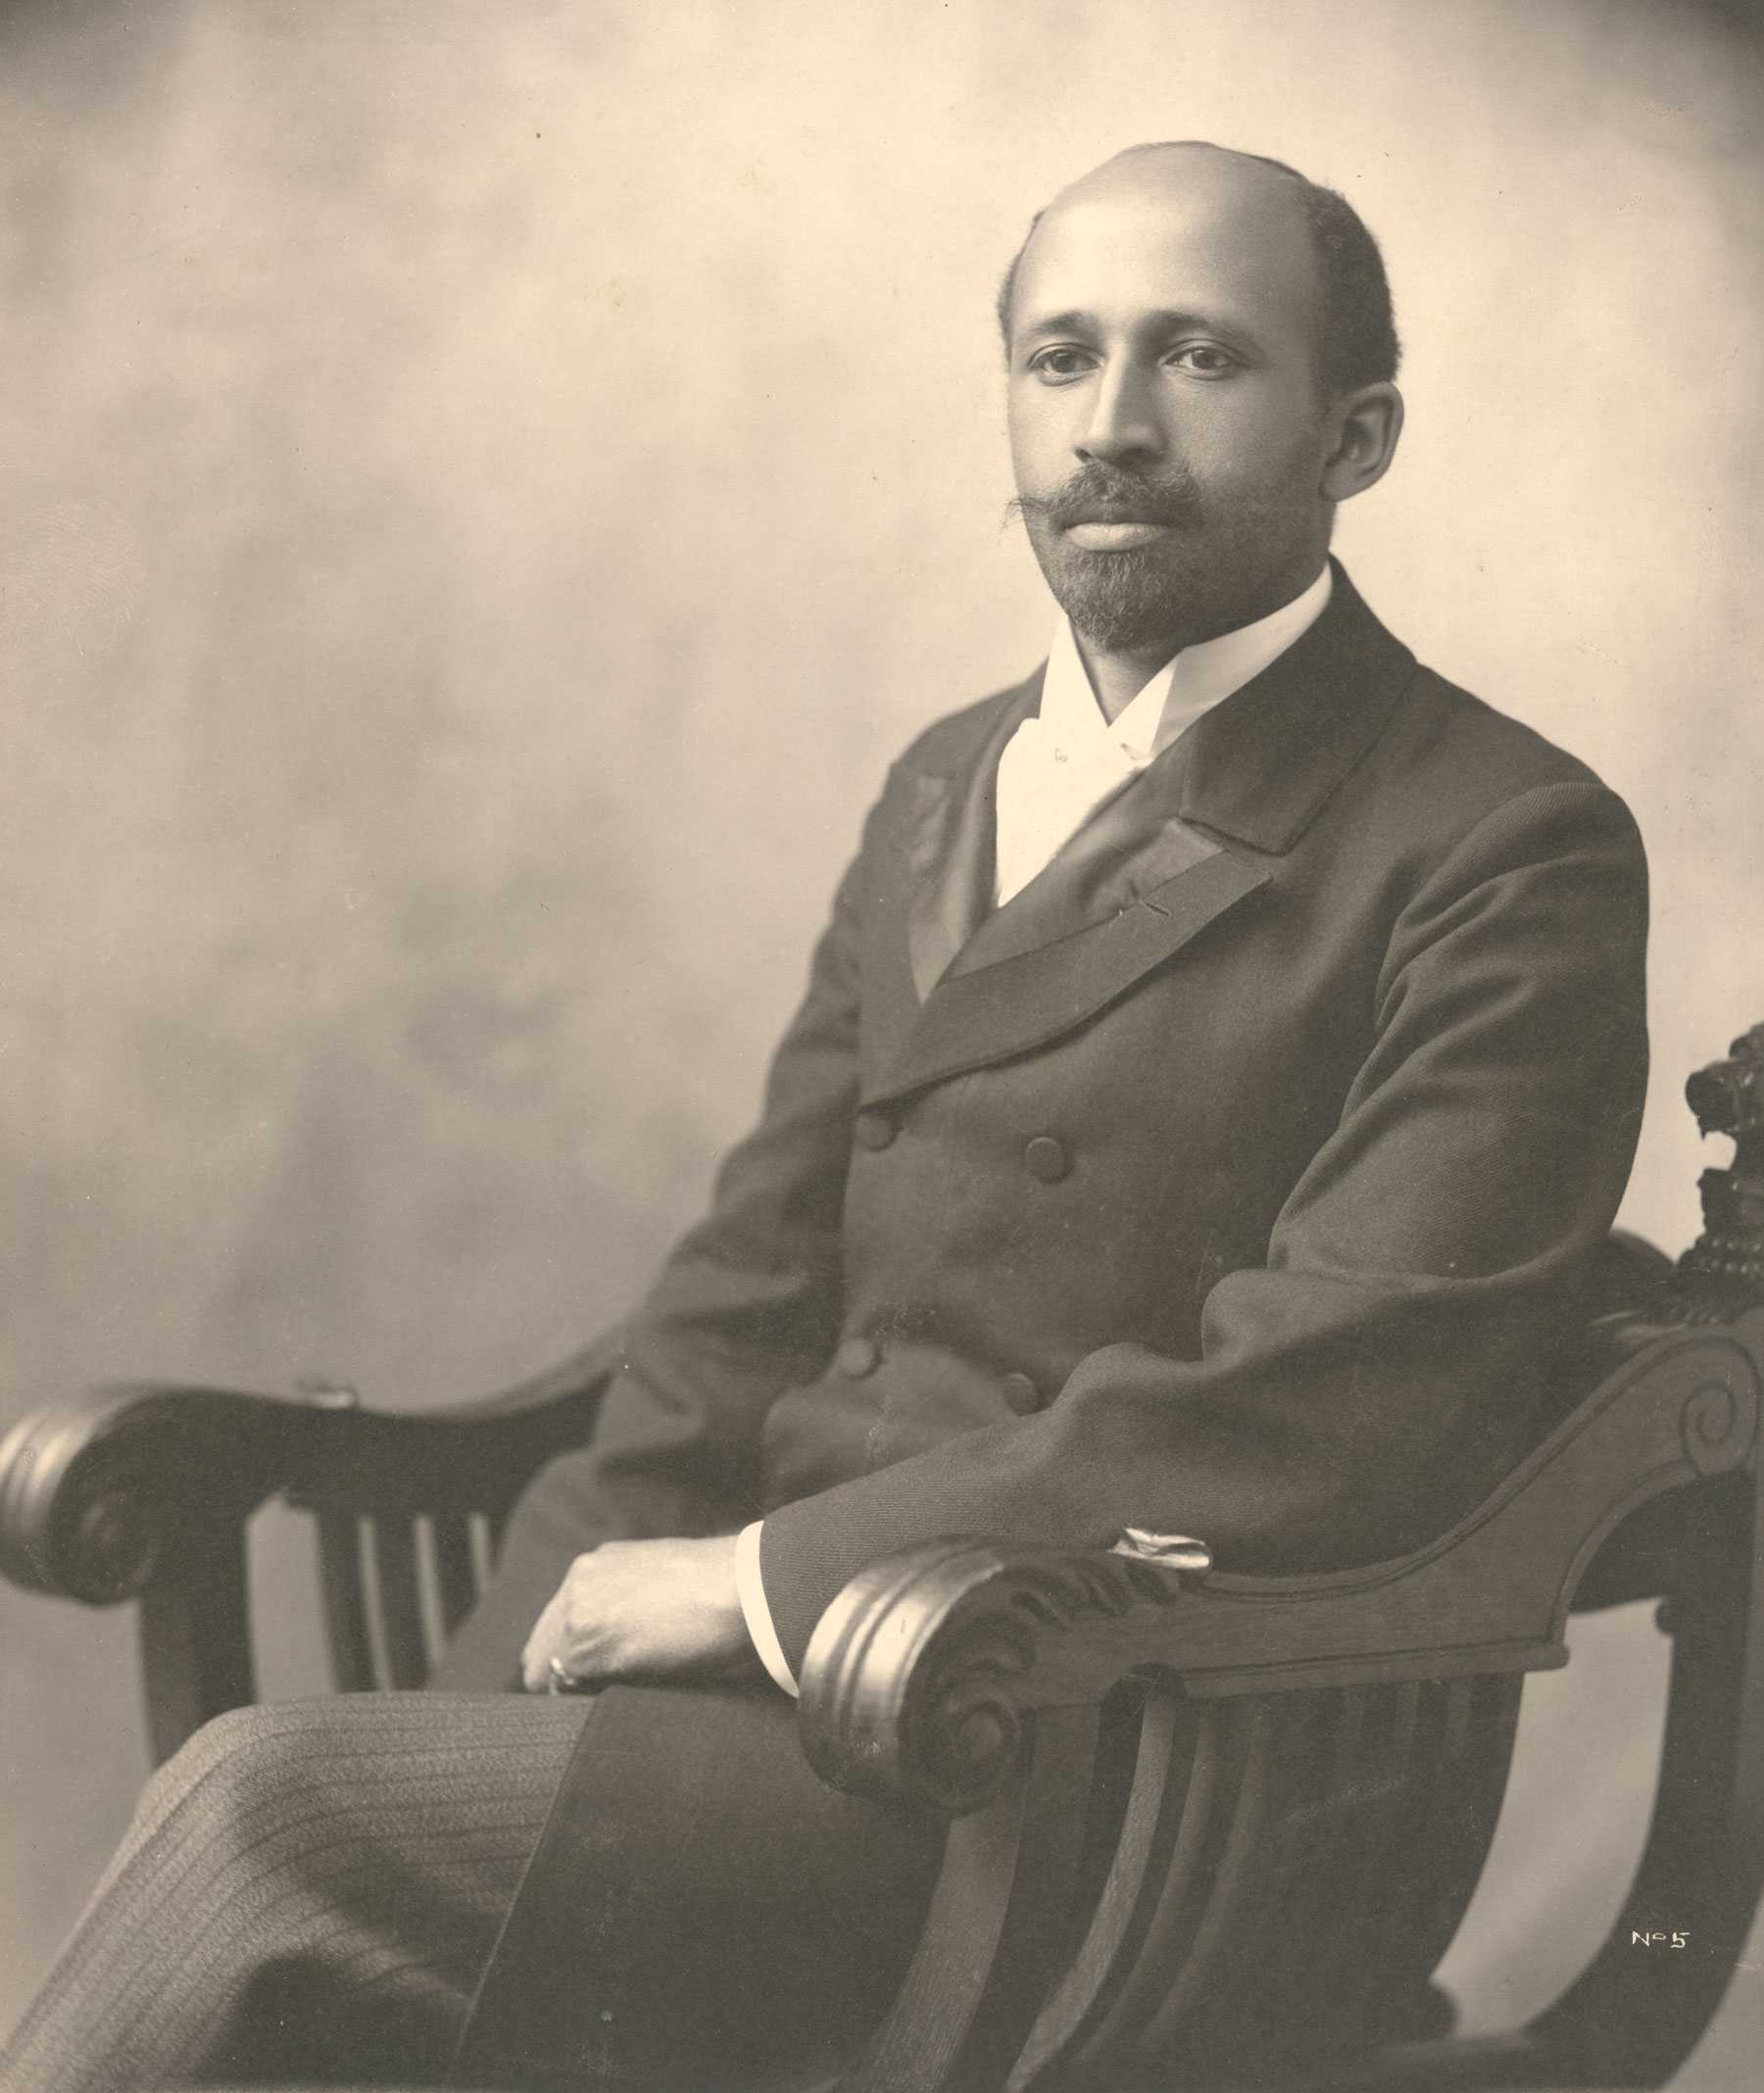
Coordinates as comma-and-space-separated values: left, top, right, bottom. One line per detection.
1278, 1679, 1426, 2044
1246, 1687, 1380, 2006
429, 1510, 479, 1635
370, 1517, 430, 1688
1055, 1693, 1270, 2080
1017, 1677, 1519, 2089
1371, 1677, 1522, 1995
1006, 1687, 1198, 2086
316, 1508, 377, 1692
1131, 1693, 1334, 2069
317, 1506, 485, 1691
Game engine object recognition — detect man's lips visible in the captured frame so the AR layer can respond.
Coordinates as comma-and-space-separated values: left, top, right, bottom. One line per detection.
1062, 518, 1174, 550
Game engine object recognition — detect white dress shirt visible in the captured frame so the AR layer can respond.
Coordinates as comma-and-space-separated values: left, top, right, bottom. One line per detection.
736, 563, 1334, 1695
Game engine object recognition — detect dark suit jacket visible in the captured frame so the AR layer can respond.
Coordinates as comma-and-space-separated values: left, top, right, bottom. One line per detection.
438, 562, 1648, 1691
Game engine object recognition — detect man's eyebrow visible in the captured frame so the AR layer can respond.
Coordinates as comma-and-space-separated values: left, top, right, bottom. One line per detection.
1016, 308, 1102, 339
1016, 307, 1259, 346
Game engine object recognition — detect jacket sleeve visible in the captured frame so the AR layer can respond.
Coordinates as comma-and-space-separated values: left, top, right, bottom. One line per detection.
757, 778, 1650, 1673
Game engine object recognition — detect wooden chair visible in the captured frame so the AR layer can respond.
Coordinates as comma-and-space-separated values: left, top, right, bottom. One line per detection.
3, 1024, 1762, 2093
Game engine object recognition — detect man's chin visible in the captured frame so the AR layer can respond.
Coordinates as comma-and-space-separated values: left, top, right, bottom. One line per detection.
1042, 545, 1200, 657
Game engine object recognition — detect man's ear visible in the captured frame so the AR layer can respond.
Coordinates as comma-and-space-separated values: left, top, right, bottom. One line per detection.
1320, 381, 1403, 504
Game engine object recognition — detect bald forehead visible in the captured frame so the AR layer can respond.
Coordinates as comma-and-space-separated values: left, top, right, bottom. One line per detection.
1009, 145, 1322, 350
1051, 141, 1302, 220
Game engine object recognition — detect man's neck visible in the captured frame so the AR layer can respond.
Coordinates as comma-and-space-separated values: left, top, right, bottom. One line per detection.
1076, 639, 1180, 725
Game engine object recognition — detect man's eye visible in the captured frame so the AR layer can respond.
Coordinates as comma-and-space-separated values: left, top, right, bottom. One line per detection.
1169, 344, 1239, 377
1026, 348, 1096, 383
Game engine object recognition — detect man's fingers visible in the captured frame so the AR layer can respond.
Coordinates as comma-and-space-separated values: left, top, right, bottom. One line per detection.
520, 1586, 570, 1692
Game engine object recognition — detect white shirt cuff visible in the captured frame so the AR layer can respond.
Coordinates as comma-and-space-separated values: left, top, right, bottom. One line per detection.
735, 1520, 798, 1698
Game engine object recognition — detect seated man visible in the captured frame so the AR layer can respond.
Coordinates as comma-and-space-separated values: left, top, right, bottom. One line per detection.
2, 141, 1647, 2091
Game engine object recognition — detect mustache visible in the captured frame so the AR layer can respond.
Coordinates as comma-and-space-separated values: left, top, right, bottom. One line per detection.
1006, 462, 1205, 532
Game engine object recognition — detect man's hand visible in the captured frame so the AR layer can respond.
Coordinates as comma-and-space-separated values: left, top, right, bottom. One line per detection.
519, 1535, 757, 1693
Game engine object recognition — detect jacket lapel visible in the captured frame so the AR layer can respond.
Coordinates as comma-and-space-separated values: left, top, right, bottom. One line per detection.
863, 562, 1417, 1110
869, 834, 1270, 1106
904, 682, 1035, 1001
856, 676, 1037, 1095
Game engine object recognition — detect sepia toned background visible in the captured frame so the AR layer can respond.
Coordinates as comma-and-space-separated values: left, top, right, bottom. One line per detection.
3, 0, 1761, 2074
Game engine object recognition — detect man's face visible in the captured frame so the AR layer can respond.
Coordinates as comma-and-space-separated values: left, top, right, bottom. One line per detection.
1005, 150, 1338, 658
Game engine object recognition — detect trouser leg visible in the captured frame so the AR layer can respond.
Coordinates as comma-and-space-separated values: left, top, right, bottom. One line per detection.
0, 1692, 591, 2092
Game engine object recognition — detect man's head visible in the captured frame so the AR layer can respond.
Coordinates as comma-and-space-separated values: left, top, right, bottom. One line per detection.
1001, 142, 1404, 662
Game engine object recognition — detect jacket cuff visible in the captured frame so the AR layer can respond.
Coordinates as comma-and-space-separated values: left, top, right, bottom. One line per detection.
736, 1520, 799, 1697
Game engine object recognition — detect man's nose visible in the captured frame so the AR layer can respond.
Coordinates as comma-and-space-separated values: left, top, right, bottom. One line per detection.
1076, 363, 1164, 467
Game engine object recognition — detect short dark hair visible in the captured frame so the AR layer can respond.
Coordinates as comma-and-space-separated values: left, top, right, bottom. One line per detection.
995, 142, 1400, 399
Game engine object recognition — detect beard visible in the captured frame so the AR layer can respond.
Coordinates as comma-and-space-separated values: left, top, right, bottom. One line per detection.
1009, 459, 1322, 657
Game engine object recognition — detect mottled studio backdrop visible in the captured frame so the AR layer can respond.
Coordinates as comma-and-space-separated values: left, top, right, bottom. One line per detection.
2, 0, 1761, 2073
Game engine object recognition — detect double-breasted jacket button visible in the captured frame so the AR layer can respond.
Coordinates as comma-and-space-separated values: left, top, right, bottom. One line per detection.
835, 1335, 881, 1379
1023, 1134, 1070, 1183
853, 1108, 896, 1151
1000, 1371, 1041, 1415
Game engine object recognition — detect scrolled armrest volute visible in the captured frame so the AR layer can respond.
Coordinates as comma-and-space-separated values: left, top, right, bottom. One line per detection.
796, 1537, 1200, 1817
0, 1385, 308, 1604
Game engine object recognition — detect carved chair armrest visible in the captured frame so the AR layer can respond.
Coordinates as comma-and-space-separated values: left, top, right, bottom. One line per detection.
0, 1347, 616, 1611
799, 1306, 1764, 1819
1, 1353, 618, 1762
0, 1385, 315, 1608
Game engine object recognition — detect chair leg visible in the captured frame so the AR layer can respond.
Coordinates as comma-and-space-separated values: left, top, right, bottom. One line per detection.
1523, 1461, 1764, 2085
